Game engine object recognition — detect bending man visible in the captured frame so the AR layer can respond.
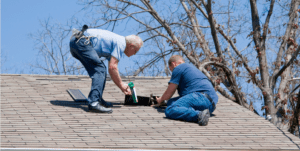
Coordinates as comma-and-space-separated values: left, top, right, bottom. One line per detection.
70, 26, 143, 113
155, 55, 218, 126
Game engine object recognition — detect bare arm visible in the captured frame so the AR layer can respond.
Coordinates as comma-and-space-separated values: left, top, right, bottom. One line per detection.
156, 83, 178, 105
108, 56, 131, 95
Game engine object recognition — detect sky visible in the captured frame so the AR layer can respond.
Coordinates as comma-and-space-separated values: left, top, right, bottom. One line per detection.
1, 0, 139, 75
1, 0, 83, 74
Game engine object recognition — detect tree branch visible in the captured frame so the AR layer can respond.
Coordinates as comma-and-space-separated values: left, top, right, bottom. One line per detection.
206, 0, 223, 58
271, 0, 300, 88
141, 0, 198, 65
190, 0, 208, 19
199, 61, 248, 107
181, 0, 210, 60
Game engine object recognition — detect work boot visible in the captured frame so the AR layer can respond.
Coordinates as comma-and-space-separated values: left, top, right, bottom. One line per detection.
99, 99, 113, 108
88, 102, 113, 113
198, 109, 210, 126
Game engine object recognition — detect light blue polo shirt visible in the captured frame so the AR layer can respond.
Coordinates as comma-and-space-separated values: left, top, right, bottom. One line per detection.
85, 29, 126, 61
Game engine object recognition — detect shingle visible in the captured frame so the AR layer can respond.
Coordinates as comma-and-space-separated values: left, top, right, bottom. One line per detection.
1, 74, 300, 150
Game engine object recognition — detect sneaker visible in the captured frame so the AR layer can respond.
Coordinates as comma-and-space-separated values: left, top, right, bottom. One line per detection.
99, 99, 113, 108
88, 102, 113, 113
198, 109, 210, 126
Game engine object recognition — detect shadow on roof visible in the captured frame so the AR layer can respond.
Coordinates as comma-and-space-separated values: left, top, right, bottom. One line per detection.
50, 100, 123, 111
50, 100, 89, 111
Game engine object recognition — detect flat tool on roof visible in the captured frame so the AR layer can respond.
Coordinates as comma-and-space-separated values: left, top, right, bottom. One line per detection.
67, 89, 88, 102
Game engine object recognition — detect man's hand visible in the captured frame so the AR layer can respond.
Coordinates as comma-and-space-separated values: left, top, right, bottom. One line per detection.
151, 83, 177, 107
108, 56, 132, 95
151, 96, 162, 107
121, 82, 132, 95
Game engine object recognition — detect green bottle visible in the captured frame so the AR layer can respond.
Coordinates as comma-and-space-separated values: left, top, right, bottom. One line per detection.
128, 82, 138, 103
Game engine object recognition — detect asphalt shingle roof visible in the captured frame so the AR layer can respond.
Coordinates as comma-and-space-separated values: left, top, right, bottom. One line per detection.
1, 74, 300, 150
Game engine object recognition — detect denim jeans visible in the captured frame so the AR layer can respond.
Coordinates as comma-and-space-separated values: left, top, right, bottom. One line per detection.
69, 36, 106, 105
165, 92, 215, 122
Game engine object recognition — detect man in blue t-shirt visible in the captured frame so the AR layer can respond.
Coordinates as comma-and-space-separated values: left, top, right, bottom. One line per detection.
70, 27, 143, 113
155, 55, 218, 126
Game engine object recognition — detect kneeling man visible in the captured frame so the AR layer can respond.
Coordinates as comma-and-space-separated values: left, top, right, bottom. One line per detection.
155, 55, 218, 126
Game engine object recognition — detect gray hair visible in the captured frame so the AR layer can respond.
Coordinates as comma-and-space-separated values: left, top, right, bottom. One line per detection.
125, 35, 143, 48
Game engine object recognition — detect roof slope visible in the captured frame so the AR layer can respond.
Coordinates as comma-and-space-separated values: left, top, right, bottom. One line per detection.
1, 74, 300, 150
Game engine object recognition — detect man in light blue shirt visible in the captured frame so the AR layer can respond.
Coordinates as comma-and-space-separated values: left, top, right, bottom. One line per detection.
70, 27, 143, 113
85, 29, 127, 62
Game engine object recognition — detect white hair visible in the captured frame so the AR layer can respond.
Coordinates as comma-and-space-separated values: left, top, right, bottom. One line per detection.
125, 35, 143, 48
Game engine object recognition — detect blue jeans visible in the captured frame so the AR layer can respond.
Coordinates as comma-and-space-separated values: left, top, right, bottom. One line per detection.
69, 37, 106, 105
165, 92, 215, 122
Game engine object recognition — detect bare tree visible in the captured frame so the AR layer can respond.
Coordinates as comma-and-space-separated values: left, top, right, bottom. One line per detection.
29, 18, 86, 75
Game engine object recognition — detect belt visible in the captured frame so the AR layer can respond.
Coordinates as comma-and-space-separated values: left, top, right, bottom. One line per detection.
72, 25, 92, 45
200, 92, 216, 110
75, 34, 93, 45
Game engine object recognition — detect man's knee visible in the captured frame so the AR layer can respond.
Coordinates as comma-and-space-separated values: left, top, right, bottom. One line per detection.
165, 105, 177, 118
167, 97, 180, 106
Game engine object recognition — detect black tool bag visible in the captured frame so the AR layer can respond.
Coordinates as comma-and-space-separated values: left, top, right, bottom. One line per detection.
124, 95, 158, 106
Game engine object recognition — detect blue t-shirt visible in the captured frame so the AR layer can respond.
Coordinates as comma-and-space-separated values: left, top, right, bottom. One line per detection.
85, 29, 126, 61
169, 63, 218, 104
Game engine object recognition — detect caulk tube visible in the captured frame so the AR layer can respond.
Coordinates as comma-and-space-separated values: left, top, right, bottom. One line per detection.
76, 25, 88, 39
128, 82, 138, 103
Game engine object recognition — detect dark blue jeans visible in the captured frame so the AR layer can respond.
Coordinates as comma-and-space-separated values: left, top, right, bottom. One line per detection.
69, 37, 106, 105
165, 92, 215, 122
